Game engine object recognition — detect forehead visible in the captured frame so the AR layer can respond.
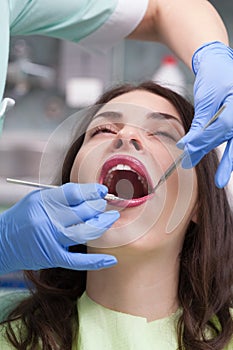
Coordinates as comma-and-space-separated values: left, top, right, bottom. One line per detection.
96, 90, 181, 123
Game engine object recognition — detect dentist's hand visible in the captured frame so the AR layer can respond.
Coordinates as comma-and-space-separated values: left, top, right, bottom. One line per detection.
177, 41, 233, 188
0, 183, 120, 274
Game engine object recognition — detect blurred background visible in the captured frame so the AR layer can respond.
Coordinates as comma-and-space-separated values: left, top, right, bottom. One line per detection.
0, 0, 232, 288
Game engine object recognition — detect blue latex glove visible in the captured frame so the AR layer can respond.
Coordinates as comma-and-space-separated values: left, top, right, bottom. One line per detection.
0, 183, 120, 274
177, 41, 233, 188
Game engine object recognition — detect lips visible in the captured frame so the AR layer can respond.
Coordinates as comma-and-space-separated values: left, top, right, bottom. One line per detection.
99, 155, 154, 207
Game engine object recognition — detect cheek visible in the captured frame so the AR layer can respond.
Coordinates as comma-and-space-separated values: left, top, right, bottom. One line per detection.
70, 155, 81, 183
70, 144, 105, 183
163, 166, 198, 234
70, 148, 93, 183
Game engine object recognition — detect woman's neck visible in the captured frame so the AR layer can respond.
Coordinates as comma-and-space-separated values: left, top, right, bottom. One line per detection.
86, 248, 180, 322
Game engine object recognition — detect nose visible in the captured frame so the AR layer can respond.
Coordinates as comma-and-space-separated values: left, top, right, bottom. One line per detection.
112, 126, 143, 151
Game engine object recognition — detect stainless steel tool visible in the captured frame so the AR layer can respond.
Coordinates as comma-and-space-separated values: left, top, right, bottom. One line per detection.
6, 178, 123, 201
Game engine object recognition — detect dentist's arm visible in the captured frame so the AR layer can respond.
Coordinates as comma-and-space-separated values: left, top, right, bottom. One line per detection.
127, 0, 228, 68
129, 0, 233, 188
0, 183, 119, 274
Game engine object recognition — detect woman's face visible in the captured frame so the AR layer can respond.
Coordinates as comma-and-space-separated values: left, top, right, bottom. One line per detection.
70, 90, 197, 251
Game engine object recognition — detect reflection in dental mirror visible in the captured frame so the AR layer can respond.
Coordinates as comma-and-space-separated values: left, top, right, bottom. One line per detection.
115, 178, 134, 199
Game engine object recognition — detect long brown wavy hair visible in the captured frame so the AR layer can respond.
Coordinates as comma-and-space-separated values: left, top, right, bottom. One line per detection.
1, 82, 233, 350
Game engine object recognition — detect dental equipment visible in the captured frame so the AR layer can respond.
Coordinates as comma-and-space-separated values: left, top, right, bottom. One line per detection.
6, 178, 123, 201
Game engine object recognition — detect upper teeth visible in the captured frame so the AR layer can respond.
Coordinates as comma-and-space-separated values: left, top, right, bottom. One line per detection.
109, 164, 132, 172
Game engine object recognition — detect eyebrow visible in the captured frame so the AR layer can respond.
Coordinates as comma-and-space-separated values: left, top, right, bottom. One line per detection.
92, 111, 122, 120
147, 112, 183, 126
93, 110, 183, 125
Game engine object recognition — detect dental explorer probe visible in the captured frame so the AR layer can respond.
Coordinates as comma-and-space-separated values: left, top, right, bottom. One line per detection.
6, 178, 123, 201
151, 105, 226, 194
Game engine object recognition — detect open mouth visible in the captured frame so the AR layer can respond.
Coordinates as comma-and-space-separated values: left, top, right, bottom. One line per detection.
99, 155, 154, 207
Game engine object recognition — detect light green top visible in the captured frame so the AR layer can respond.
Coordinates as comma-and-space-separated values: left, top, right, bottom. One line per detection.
75, 292, 181, 350
76, 293, 233, 350
0, 0, 149, 133
0, 291, 233, 349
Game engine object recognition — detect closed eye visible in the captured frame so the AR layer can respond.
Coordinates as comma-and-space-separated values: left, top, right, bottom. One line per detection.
148, 131, 177, 142
90, 124, 118, 137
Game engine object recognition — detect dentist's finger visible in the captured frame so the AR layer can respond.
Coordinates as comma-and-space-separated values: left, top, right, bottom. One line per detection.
58, 210, 120, 247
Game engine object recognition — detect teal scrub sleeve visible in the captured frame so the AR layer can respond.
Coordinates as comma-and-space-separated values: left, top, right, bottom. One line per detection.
9, 0, 118, 43
9, 0, 148, 51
